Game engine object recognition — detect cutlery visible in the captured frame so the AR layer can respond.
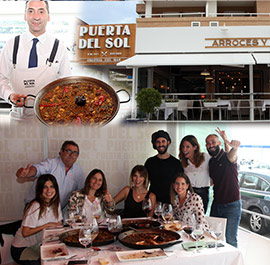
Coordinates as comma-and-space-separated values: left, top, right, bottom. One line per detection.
91, 246, 123, 251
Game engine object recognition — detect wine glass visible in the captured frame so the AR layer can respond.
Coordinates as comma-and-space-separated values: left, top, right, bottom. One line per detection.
211, 223, 222, 250
79, 226, 92, 260
92, 202, 103, 223
154, 202, 163, 222
193, 224, 204, 252
142, 198, 152, 216
182, 213, 195, 240
108, 215, 122, 236
162, 203, 173, 223
65, 209, 76, 227
88, 218, 99, 256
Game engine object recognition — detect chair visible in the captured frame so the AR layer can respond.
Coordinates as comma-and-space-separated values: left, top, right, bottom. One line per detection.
0, 234, 15, 265
229, 100, 241, 120
199, 100, 209, 120
177, 100, 188, 120
245, 232, 270, 265
238, 100, 250, 120
0, 220, 22, 265
204, 216, 227, 241
154, 100, 166, 120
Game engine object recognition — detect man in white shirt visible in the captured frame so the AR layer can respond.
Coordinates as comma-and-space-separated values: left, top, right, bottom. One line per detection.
16, 140, 85, 210
0, 0, 71, 119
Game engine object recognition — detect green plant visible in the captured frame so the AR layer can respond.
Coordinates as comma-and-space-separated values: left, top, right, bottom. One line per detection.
136, 88, 162, 120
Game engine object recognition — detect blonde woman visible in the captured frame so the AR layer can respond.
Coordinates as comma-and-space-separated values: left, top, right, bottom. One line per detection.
114, 165, 156, 218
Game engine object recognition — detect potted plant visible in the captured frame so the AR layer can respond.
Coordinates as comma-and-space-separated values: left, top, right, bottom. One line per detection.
136, 88, 162, 121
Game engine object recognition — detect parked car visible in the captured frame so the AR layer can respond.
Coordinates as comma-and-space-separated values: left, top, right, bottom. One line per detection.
238, 170, 270, 234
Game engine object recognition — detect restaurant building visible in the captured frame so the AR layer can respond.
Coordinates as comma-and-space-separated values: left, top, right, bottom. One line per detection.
118, 0, 270, 122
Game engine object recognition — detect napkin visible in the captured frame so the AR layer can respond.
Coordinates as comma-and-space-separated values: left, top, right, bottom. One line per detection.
182, 241, 207, 251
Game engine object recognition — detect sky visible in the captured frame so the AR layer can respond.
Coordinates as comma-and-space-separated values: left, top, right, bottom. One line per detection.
80, 1, 139, 25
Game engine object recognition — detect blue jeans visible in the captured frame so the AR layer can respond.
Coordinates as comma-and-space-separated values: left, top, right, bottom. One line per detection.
210, 200, 241, 248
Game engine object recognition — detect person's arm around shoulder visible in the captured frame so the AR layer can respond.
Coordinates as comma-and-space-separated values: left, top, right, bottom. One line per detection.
148, 192, 156, 218
226, 140, 241, 164
16, 164, 37, 183
113, 186, 130, 204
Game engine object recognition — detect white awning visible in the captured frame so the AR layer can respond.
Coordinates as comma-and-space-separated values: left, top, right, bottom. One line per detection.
117, 53, 255, 67
252, 53, 270, 64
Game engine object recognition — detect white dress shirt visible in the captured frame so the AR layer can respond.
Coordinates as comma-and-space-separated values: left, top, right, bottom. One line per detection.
0, 31, 71, 102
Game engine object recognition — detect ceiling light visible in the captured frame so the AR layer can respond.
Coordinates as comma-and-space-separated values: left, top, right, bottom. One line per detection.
201, 69, 210, 76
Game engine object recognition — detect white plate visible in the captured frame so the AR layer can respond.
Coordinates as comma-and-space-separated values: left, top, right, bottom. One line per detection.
40, 243, 69, 260
43, 228, 64, 243
116, 248, 167, 262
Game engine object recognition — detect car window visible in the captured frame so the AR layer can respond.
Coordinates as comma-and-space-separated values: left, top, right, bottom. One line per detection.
258, 179, 270, 192
241, 174, 258, 190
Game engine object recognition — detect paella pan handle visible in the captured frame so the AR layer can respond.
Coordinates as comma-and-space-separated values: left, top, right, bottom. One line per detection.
23, 94, 36, 108
116, 89, 131, 104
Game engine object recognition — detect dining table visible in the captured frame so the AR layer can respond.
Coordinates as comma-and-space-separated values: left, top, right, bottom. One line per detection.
41, 223, 244, 265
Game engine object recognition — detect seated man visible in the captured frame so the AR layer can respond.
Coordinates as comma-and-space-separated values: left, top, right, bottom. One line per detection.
16, 140, 85, 210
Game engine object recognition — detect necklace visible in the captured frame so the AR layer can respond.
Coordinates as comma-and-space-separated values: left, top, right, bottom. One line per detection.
134, 189, 146, 199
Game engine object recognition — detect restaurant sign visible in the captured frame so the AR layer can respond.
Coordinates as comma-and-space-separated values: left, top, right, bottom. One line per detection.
76, 23, 136, 65
205, 38, 270, 48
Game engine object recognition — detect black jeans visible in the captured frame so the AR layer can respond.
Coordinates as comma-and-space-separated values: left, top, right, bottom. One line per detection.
11, 245, 40, 265
193, 187, 209, 213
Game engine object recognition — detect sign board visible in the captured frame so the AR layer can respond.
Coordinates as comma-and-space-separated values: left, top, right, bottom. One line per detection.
76, 21, 136, 65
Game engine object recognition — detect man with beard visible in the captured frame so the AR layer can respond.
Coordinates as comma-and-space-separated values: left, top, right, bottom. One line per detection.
205, 133, 241, 248
145, 130, 183, 204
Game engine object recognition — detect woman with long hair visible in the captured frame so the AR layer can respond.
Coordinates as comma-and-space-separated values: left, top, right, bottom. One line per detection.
11, 174, 62, 265
114, 165, 156, 218
179, 135, 211, 213
170, 172, 208, 229
68, 169, 115, 221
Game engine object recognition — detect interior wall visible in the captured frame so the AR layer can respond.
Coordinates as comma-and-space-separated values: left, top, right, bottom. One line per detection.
0, 120, 171, 221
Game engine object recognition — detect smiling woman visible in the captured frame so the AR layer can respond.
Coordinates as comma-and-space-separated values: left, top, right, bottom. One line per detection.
114, 165, 156, 218
68, 169, 115, 222
11, 174, 62, 265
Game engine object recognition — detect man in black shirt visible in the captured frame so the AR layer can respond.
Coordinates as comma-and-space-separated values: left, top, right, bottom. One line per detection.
145, 130, 183, 204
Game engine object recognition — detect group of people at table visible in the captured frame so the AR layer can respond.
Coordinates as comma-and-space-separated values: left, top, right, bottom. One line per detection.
11, 127, 241, 265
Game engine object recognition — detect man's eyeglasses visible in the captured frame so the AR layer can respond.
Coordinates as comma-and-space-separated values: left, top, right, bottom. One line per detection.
64, 149, 79, 156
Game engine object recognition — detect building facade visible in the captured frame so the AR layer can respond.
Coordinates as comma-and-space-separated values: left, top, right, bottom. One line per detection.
118, 0, 270, 122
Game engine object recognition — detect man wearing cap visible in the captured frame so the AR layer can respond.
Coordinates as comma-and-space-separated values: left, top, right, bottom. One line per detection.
144, 130, 183, 204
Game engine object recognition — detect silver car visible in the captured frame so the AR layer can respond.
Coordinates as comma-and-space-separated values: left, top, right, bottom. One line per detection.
239, 170, 270, 234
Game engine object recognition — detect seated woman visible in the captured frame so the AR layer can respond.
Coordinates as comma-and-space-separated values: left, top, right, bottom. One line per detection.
114, 165, 156, 218
170, 172, 209, 230
11, 174, 62, 265
68, 169, 115, 221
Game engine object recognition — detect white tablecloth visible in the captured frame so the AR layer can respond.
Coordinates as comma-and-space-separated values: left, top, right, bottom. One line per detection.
42, 230, 244, 265
262, 100, 270, 111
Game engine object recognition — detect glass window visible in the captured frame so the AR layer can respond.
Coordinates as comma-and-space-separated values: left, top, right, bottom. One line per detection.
258, 179, 270, 192
241, 174, 258, 190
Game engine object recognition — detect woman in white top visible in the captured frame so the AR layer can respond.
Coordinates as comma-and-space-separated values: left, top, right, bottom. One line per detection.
170, 172, 209, 230
179, 135, 211, 213
68, 169, 115, 222
11, 174, 62, 265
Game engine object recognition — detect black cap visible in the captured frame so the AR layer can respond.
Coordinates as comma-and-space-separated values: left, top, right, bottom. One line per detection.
151, 130, 171, 149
